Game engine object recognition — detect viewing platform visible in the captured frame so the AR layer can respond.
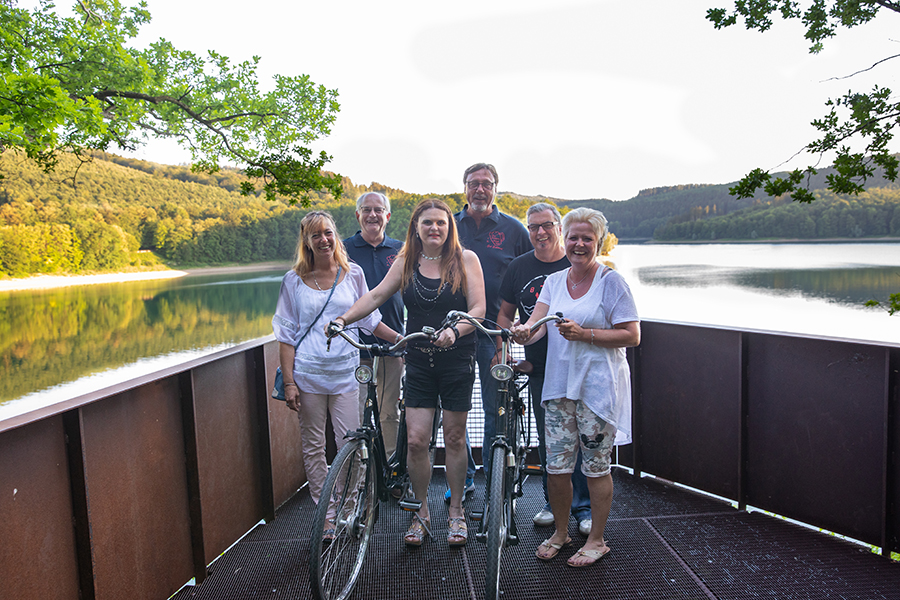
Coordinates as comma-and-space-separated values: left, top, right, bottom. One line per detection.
173, 469, 900, 600
2, 320, 899, 599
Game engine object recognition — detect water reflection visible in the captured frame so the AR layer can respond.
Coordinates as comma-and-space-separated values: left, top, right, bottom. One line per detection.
636, 265, 900, 305
0, 269, 284, 404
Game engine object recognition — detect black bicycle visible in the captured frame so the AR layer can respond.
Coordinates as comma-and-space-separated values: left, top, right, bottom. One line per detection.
309, 325, 440, 600
441, 310, 564, 600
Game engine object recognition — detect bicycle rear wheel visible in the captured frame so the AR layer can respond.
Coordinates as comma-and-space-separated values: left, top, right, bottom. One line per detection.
485, 445, 508, 600
310, 438, 376, 600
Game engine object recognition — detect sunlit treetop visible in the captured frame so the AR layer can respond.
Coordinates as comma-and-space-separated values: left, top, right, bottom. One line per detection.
0, 0, 343, 204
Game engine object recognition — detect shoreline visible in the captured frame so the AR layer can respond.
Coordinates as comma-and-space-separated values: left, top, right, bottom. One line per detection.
0, 262, 291, 293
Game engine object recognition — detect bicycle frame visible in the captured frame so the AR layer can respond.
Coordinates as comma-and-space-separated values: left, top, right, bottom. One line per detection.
326, 325, 435, 509
309, 325, 436, 600
439, 310, 563, 600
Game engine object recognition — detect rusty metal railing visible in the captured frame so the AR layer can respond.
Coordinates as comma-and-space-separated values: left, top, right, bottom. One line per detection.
1, 322, 897, 599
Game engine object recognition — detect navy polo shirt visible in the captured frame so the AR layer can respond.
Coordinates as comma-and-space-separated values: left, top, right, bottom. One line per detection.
343, 232, 405, 351
454, 205, 532, 324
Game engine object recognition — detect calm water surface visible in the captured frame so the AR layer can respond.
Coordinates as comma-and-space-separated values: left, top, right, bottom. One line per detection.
2, 243, 899, 421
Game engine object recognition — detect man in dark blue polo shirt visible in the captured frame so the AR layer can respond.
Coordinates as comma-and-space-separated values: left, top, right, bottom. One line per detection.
452, 163, 532, 497
344, 192, 405, 456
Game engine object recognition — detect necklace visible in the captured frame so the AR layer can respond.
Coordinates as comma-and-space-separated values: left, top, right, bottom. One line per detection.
569, 264, 596, 289
412, 269, 447, 311
420, 252, 442, 261
312, 268, 335, 291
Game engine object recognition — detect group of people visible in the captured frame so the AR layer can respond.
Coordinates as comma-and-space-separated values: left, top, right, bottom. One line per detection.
271, 163, 640, 568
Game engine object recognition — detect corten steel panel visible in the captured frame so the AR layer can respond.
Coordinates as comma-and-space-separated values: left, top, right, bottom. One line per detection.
636, 322, 742, 499
0, 416, 80, 600
191, 352, 266, 564
746, 334, 887, 546
890, 347, 900, 554
265, 340, 306, 508
79, 377, 194, 600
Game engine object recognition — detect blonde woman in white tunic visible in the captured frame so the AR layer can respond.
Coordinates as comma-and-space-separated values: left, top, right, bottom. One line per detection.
512, 207, 640, 568
273, 211, 399, 540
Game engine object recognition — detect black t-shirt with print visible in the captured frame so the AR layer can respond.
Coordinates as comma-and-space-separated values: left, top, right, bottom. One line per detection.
499, 250, 570, 377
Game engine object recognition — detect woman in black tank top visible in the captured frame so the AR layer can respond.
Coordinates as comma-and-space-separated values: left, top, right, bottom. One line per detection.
334, 199, 485, 548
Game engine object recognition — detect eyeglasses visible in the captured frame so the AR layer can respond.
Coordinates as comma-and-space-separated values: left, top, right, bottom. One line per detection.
527, 221, 559, 232
466, 180, 495, 191
360, 207, 386, 215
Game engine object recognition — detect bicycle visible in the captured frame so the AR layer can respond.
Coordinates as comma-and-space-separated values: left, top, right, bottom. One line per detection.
440, 310, 564, 600
309, 324, 440, 600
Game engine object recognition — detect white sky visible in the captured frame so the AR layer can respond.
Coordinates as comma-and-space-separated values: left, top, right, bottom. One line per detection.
113, 0, 900, 199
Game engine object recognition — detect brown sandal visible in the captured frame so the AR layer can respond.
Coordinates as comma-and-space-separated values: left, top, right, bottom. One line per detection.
447, 517, 468, 546
404, 514, 431, 546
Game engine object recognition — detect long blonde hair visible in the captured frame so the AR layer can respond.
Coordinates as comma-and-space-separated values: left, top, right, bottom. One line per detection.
400, 199, 466, 293
292, 211, 351, 277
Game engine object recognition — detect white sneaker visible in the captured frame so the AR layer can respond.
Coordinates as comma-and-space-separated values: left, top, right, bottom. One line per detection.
578, 518, 592, 536
532, 509, 554, 526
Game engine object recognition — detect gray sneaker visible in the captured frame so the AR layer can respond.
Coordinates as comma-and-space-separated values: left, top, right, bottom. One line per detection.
532, 508, 554, 526
578, 518, 592, 536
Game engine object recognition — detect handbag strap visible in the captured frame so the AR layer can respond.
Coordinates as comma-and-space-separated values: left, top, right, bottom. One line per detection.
294, 266, 342, 350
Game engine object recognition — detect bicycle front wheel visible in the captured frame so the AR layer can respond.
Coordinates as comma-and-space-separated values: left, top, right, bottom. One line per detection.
310, 438, 376, 600
485, 445, 508, 600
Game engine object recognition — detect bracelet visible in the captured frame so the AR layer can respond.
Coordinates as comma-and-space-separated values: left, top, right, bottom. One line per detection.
590, 329, 594, 346
284, 382, 298, 388
394, 333, 403, 343
450, 325, 460, 343
335, 317, 346, 327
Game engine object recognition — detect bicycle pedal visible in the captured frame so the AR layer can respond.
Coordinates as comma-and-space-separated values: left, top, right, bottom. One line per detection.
521, 465, 544, 475
398, 498, 422, 512
470, 510, 484, 521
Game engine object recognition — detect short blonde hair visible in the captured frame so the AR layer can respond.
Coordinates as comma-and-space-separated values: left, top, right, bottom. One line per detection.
562, 208, 608, 257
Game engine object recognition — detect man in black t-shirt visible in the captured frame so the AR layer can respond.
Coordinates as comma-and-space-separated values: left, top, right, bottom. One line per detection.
497, 203, 592, 536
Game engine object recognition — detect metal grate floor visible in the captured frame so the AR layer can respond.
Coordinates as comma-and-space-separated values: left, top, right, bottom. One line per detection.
172, 468, 900, 600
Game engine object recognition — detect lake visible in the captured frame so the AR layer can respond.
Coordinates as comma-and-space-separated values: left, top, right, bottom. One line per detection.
2, 242, 899, 421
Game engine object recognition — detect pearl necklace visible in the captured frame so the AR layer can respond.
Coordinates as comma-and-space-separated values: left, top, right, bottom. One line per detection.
420, 252, 442, 261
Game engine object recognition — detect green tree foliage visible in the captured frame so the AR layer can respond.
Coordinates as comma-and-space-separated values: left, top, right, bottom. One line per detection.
0, 0, 342, 204
707, 1, 900, 203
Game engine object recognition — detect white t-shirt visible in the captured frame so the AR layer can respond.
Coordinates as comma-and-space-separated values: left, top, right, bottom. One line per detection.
272, 264, 382, 395
537, 266, 639, 445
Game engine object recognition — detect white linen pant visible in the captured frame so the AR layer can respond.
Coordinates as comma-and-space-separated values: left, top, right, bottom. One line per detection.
297, 389, 360, 508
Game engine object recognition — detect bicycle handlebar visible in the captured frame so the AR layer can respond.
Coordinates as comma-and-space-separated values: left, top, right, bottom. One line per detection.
325, 323, 436, 356
441, 311, 564, 338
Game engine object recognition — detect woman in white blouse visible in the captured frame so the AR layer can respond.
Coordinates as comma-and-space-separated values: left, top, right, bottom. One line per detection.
512, 208, 640, 568
272, 211, 399, 538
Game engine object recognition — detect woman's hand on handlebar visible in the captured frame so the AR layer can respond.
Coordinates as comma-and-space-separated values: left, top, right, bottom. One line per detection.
325, 317, 346, 338
433, 326, 456, 348
510, 323, 532, 345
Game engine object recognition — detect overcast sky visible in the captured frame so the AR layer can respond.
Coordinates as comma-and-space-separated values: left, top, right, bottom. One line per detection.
118, 0, 899, 200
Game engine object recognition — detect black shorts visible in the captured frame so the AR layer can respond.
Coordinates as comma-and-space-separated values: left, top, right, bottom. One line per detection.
404, 349, 475, 412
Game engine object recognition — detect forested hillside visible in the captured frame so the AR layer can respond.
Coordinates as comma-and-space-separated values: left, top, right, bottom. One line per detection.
561, 168, 900, 241
3, 150, 898, 279
0, 151, 536, 278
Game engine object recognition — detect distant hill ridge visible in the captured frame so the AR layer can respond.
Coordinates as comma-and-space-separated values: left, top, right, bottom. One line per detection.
1, 151, 898, 278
